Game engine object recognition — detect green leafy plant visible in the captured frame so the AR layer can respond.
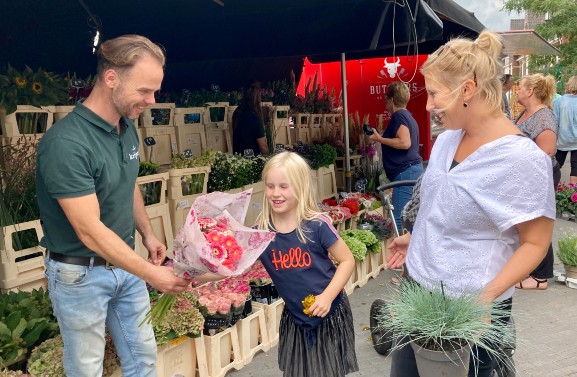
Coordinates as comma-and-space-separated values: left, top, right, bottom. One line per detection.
340, 229, 380, 258
555, 182, 577, 215
557, 232, 577, 267
206, 152, 268, 192
375, 280, 515, 362
0, 288, 59, 368
138, 161, 161, 206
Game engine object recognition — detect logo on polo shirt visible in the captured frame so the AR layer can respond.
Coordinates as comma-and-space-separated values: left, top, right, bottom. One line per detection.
129, 145, 139, 160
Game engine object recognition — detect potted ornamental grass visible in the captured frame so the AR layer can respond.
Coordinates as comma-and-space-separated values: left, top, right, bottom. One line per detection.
557, 232, 577, 279
374, 279, 515, 377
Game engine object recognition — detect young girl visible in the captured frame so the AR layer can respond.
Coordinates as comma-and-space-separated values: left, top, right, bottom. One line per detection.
257, 151, 358, 377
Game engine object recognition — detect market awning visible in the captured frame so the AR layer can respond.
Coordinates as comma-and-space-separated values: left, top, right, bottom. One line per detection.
497, 30, 560, 56
0, 0, 485, 90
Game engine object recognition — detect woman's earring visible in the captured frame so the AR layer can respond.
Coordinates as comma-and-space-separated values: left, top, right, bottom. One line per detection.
463, 102, 468, 108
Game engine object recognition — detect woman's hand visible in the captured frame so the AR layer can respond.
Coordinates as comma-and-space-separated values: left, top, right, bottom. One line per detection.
368, 130, 380, 143
387, 232, 411, 269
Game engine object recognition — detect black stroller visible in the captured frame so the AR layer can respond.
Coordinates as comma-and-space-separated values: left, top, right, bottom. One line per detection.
368, 180, 516, 377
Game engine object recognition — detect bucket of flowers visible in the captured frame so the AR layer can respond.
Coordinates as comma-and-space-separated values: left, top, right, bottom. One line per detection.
555, 182, 577, 220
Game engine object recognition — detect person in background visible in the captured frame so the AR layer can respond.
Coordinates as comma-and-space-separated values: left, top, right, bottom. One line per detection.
36, 35, 220, 377
366, 81, 423, 231
257, 151, 358, 377
554, 75, 577, 185
501, 73, 514, 120
387, 30, 555, 377
232, 79, 269, 156
513, 73, 560, 290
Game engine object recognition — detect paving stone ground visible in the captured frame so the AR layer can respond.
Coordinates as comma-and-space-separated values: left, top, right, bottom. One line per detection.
229, 165, 577, 377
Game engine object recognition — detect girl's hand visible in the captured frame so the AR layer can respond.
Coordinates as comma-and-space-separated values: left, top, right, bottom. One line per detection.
308, 293, 332, 318
387, 232, 411, 269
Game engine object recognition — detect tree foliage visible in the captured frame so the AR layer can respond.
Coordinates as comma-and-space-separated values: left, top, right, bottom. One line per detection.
503, 0, 577, 92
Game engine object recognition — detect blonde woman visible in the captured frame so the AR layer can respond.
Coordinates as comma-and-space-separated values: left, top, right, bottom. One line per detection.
387, 30, 555, 377
257, 151, 358, 377
514, 73, 560, 290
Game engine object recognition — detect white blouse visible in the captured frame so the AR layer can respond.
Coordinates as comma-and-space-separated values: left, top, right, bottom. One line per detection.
406, 130, 556, 301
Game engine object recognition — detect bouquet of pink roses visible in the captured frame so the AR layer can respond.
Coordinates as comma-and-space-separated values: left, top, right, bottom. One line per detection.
143, 189, 275, 327
173, 189, 275, 277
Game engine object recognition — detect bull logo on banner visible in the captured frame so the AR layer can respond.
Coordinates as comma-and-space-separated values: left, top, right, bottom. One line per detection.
379, 57, 404, 79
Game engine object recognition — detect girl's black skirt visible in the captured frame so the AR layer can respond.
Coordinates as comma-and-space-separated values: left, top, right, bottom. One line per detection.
278, 294, 359, 377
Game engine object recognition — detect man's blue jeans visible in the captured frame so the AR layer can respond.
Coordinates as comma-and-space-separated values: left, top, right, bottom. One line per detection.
391, 163, 423, 232
45, 258, 157, 377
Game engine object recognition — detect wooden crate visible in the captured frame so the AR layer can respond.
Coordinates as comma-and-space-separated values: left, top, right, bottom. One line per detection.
156, 335, 206, 377
206, 123, 232, 154
311, 164, 337, 200
175, 124, 207, 157
203, 325, 243, 377
241, 181, 264, 227
0, 105, 53, 137
273, 106, 291, 147
0, 220, 46, 291
140, 103, 176, 128
365, 250, 381, 280
290, 113, 311, 144
137, 172, 169, 207
322, 113, 343, 138
167, 167, 210, 235
140, 127, 177, 166
204, 102, 229, 128
52, 105, 76, 122
135, 204, 174, 259
252, 299, 285, 347
227, 105, 238, 124
344, 261, 358, 296
174, 107, 207, 127
237, 305, 270, 365
310, 114, 323, 141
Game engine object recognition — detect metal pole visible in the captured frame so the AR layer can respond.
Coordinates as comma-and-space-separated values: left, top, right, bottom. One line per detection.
341, 52, 351, 192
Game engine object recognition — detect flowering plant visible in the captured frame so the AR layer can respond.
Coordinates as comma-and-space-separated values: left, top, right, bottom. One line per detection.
0, 64, 68, 115
241, 260, 272, 286
27, 334, 119, 377
143, 190, 274, 326
302, 294, 316, 317
151, 289, 205, 345
556, 182, 577, 215
340, 197, 360, 216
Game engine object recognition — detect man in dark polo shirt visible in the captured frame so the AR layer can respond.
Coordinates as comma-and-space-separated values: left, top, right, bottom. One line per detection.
36, 35, 217, 377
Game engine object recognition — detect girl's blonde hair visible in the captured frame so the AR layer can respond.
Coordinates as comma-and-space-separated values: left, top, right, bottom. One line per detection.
520, 73, 557, 106
420, 30, 504, 116
257, 151, 325, 242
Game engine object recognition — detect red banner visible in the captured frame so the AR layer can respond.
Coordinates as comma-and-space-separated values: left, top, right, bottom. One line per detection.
297, 55, 432, 159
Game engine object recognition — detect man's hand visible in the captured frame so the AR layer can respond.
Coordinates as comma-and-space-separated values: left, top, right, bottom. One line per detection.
143, 235, 166, 266
387, 233, 411, 269
147, 266, 192, 294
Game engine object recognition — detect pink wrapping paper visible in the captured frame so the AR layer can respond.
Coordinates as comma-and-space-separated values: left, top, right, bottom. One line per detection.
172, 189, 275, 277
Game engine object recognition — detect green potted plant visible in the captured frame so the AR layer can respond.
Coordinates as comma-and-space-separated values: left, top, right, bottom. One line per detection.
0, 288, 59, 370
557, 232, 577, 279
555, 183, 577, 219
374, 280, 514, 377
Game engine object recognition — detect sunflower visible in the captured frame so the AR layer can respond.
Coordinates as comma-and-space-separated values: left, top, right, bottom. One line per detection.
15, 76, 26, 87
32, 82, 43, 94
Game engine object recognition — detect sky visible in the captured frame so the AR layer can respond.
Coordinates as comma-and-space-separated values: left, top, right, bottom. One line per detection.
452, 0, 524, 31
